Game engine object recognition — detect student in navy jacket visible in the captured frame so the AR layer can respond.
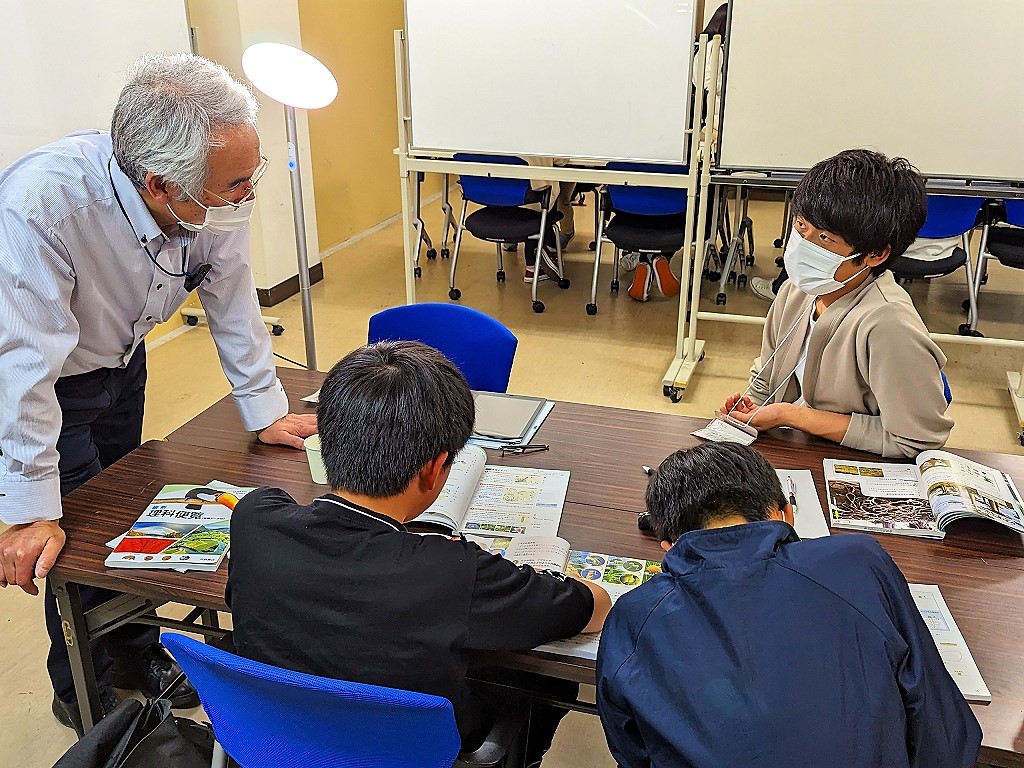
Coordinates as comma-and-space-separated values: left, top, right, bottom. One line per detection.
596, 442, 981, 768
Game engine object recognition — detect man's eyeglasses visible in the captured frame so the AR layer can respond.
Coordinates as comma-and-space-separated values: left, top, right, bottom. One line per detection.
205, 154, 270, 208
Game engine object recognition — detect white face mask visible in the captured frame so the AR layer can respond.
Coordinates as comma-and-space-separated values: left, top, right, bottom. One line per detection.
782, 229, 869, 296
168, 194, 256, 235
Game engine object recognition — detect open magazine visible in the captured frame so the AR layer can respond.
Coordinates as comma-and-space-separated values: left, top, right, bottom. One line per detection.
418, 446, 569, 536
825, 451, 1024, 539
467, 534, 661, 661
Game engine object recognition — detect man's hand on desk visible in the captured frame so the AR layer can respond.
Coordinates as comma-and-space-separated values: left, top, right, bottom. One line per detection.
257, 413, 318, 449
721, 401, 794, 431
0, 520, 66, 595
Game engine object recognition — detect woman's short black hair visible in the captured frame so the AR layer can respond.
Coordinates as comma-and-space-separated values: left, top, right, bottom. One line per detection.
645, 443, 787, 542
316, 341, 474, 497
792, 149, 928, 274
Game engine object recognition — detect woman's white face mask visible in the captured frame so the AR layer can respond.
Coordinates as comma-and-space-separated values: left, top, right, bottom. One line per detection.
168, 191, 256, 235
782, 229, 870, 296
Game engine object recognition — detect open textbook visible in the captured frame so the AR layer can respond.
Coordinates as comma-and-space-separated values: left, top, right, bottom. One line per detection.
825, 451, 1024, 539
417, 446, 569, 535
910, 584, 990, 702
105, 481, 254, 571
467, 534, 661, 661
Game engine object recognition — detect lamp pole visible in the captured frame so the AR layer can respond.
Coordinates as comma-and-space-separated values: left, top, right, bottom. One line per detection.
284, 104, 317, 371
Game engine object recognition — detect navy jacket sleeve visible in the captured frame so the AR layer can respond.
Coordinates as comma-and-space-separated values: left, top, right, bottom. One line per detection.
879, 556, 982, 768
596, 596, 652, 768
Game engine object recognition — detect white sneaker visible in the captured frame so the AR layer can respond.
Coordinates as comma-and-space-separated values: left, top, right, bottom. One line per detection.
619, 251, 641, 273
750, 277, 776, 302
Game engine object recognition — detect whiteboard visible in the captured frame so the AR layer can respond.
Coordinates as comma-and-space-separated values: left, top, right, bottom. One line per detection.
718, 0, 1024, 181
0, 0, 191, 169
405, 0, 697, 163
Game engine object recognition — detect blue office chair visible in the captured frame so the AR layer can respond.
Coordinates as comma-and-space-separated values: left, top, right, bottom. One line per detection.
450, 153, 570, 314
968, 198, 1024, 336
588, 162, 688, 315
162, 634, 528, 768
889, 195, 984, 336
368, 303, 518, 392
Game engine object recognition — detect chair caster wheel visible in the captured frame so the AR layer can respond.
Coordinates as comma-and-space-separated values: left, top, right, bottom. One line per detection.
588, 241, 597, 251
558, 278, 571, 290
746, 256, 755, 267
716, 293, 727, 305
958, 324, 983, 337
775, 256, 785, 267
414, 266, 422, 278
728, 271, 737, 284
699, 351, 706, 362
440, 248, 450, 258
586, 303, 598, 315
706, 270, 721, 281
532, 301, 545, 313
610, 280, 620, 293
961, 299, 971, 312
663, 385, 682, 403
774, 238, 784, 248
449, 288, 462, 300
496, 270, 506, 282
271, 324, 285, 336
426, 248, 437, 260
737, 274, 748, 288
186, 315, 199, 326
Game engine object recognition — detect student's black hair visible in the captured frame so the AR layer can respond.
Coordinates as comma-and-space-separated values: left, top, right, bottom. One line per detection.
792, 149, 927, 275
644, 443, 787, 542
316, 341, 474, 497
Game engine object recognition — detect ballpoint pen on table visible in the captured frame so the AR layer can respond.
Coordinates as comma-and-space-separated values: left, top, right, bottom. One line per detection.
500, 444, 549, 456
642, 465, 653, 475
786, 476, 798, 513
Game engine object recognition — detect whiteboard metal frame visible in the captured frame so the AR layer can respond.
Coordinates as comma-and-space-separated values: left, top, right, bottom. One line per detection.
395, 30, 718, 401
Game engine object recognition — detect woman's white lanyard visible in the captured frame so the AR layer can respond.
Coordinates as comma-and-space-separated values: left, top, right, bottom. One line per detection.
726, 305, 813, 421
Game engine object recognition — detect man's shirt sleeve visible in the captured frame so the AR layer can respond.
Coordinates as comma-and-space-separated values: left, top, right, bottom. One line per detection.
0, 217, 79, 524
196, 227, 287, 433
596, 605, 652, 768
465, 545, 594, 651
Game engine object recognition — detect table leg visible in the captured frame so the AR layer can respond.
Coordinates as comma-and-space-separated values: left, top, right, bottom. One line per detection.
52, 579, 101, 732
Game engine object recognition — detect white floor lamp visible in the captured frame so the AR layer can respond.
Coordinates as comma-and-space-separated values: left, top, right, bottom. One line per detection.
242, 42, 337, 371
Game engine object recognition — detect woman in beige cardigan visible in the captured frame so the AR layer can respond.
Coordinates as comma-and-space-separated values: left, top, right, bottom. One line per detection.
721, 150, 953, 459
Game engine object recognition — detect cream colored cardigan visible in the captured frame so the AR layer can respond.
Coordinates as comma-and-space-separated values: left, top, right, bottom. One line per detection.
748, 271, 953, 458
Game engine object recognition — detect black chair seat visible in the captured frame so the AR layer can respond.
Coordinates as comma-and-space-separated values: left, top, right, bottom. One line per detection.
465, 206, 564, 243
605, 212, 686, 254
890, 247, 967, 279
987, 227, 1024, 269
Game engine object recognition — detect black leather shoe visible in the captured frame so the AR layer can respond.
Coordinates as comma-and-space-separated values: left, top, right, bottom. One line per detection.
111, 642, 200, 708
52, 686, 123, 737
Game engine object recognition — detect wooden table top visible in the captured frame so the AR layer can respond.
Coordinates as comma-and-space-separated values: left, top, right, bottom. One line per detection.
56, 368, 1024, 761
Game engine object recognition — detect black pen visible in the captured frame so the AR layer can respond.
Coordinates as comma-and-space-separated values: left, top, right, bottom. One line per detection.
642, 465, 653, 475
786, 477, 798, 513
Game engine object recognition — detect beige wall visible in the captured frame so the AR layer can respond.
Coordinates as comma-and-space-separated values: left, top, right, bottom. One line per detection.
299, 0, 432, 252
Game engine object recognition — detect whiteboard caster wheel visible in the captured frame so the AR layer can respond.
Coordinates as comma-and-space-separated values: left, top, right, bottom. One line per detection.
449, 288, 461, 300
186, 315, 199, 326
663, 386, 682, 403
532, 301, 545, 313
586, 303, 598, 315
773, 238, 784, 248
271, 325, 285, 336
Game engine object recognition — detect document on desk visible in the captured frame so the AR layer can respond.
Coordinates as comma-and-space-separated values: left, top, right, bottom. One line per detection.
417, 446, 569, 536
775, 469, 830, 539
910, 584, 991, 702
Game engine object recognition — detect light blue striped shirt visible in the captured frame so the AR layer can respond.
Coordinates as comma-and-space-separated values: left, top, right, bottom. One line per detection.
0, 131, 288, 525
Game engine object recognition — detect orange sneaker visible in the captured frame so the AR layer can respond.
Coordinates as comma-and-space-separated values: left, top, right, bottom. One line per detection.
628, 260, 653, 302
652, 256, 680, 298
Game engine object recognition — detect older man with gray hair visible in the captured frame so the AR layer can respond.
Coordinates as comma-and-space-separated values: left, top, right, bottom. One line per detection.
0, 53, 317, 733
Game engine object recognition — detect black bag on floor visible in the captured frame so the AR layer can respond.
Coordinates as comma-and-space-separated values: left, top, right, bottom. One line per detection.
52, 698, 213, 768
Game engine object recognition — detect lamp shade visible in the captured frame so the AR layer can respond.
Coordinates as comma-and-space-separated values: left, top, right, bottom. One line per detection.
242, 43, 337, 109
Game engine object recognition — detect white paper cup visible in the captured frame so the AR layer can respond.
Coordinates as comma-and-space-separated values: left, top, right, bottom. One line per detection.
304, 434, 328, 485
